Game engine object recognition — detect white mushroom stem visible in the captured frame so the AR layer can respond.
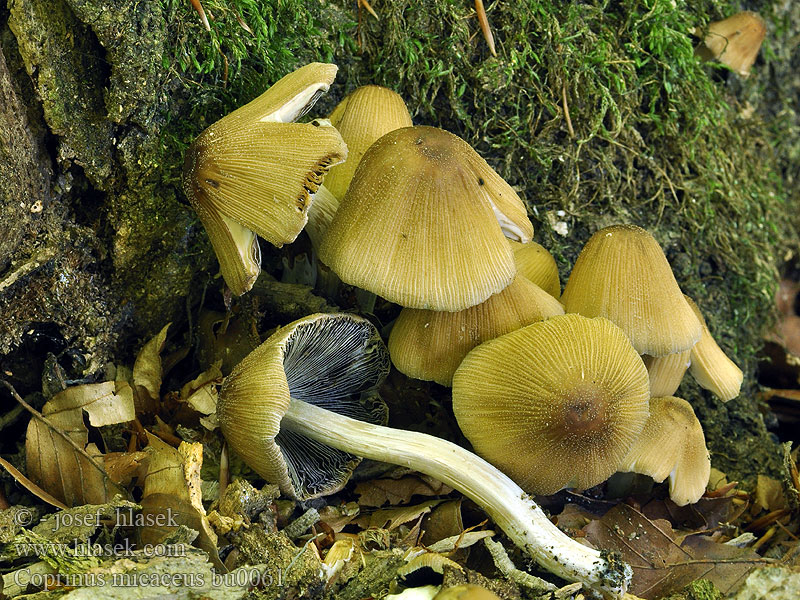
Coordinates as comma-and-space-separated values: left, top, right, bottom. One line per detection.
283, 399, 632, 599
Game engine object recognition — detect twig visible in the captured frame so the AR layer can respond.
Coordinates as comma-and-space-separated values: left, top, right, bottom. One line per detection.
0, 456, 68, 510
189, 0, 211, 31
359, 0, 379, 20
562, 82, 575, 138
475, 0, 496, 56
483, 537, 557, 593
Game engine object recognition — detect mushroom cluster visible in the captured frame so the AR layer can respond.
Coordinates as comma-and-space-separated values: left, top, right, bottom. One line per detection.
184, 63, 746, 598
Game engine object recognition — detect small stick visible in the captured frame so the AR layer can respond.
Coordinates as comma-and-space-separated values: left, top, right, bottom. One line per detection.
190, 0, 211, 31
475, 0, 497, 56
359, 0, 379, 20
483, 537, 557, 593
562, 83, 575, 138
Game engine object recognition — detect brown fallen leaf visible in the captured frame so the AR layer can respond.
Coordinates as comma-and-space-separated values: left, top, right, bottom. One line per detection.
355, 474, 452, 507
583, 503, 768, 598
25, 381, 133, 506
133, 323, 170, 413
355, 499, 442, 531
140, 433, 224, 571
179, 361, 223, 416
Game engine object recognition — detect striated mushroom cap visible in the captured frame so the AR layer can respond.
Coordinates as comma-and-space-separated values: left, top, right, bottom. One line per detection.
643, 350, 691, 398
217, 313, 390, 499
452, 314, 650, 495
319, 126, 534, 311
619, 396, 710, 506
561, 224, 702, 356
388, 276, 564, 386
696, 12, 766, 77
508, 240, 561, 299
183, 63, 347, 294
685, 295, 743, 401
325, 85, 413, 200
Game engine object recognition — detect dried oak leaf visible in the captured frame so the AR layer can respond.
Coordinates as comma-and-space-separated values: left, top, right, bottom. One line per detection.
582, 502, 767, 598
25, 381, 134, 506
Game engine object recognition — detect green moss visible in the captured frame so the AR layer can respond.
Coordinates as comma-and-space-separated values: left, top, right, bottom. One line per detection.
160, 0, 798, 480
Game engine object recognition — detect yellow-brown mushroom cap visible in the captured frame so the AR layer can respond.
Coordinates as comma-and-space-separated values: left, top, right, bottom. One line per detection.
434, 585, 502, 600
696, 12, 766, 76
452, 314, 650, 495
319, 125, 534, 311
388, 275, 564, 386
561, 224, 702, 356
685, 295, 743, 401
508, 240, 561, 299
643, 350, 691, 398
325, 85, 413, 200
619, 396, 710, 506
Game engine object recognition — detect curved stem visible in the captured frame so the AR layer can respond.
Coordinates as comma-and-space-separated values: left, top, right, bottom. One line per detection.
283, 399, 631, 599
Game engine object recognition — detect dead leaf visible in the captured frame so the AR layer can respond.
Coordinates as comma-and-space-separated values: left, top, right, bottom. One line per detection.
25, 381, 132, 506
133, 323, 170, 413
179, 361, 222, 416
755, 475, 788, 512
420, 499, 463, 546
140, 433, 223, 571
355, 474, 452, 507
103, 451, 147, 487
582, 503, 767, 598
355, 499, 442, 531
641, 495, 746, 533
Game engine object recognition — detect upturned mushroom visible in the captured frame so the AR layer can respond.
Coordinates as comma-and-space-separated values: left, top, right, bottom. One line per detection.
388, 276, 564, 386
561, 224, 702, 356
319, 126, 534, 311
685, 295, 743, 401
217, 313, 632, 598
183, 62, 347, 295
618, 396, 711, 506
452, 314, 650, 495
324, 85, 413, 200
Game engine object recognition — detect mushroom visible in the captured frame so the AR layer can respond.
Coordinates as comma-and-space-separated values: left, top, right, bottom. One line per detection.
642, 350, 691, 398
561, 224, 702, 356
618, 396, 711, 506
324, 85, 413, 200
684, 295, 743, 401
388, 275, 564, 386
508, 240, 561, 299
217, 313, 632, 598
452, 314, 650, 495
183, 62, 348, 295
319, 125, 534, 311
695, 12, 766, 77
434, 585, 502, 600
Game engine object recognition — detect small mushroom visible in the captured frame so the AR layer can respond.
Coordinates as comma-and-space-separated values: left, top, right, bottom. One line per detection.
452, 314, 650, 495
508, 240, 561, 299
642, 350, 691, 398
561, 224, 702, 356
685, 295, 743, 401
217, 313, 632, 598
183, 62, 348, 295
695, 12, 766, 77
618, 396, 711, 506
319, 126, 534, 311
434, 585, 501, 600
325, 85, 414, 200
388, 275, 564, 386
